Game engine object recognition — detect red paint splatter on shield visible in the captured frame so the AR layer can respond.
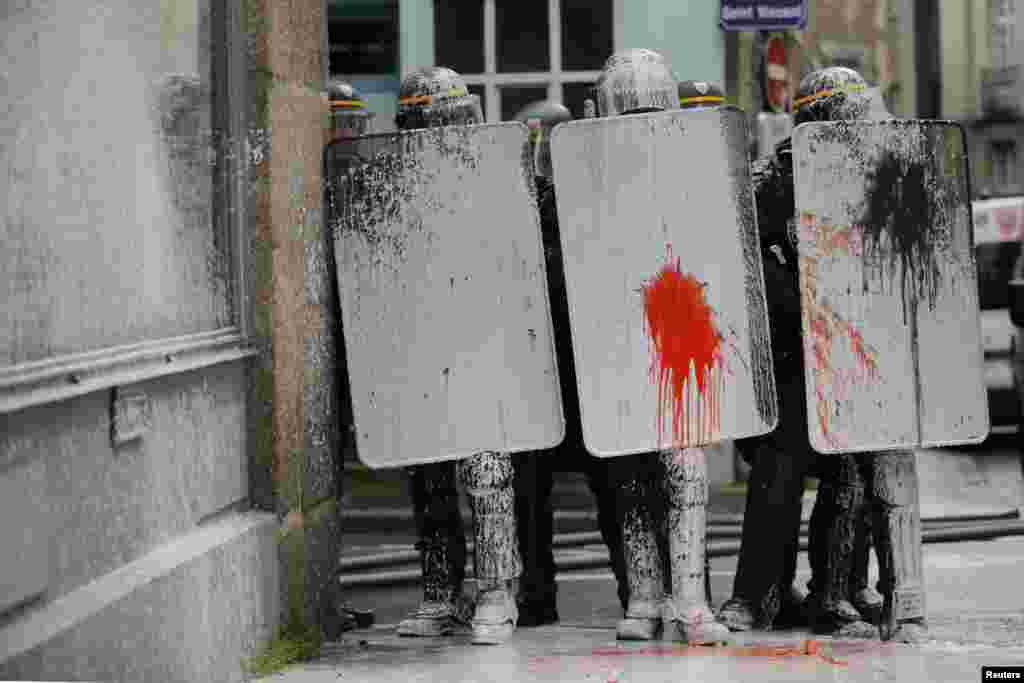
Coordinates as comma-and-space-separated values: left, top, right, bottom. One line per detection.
641, 245, 723, 447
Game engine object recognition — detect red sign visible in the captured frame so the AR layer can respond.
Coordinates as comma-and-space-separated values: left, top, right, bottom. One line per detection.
766, 35, 788, 112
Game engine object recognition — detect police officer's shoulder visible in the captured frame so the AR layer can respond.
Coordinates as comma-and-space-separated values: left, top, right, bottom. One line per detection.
772, 137, 794, 175
536, 175, 557, 208
750, 154, 779, 191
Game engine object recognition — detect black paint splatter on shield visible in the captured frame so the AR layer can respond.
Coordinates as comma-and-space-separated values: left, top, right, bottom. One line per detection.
327, 127, 483, 273
857, 142, 949, 324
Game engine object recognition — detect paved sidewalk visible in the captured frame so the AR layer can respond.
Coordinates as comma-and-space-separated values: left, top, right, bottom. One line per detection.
264, 627, 1024, 682
264, 536, 1024, 682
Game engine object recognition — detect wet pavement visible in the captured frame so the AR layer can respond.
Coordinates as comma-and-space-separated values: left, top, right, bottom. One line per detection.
264, 536, 1024, 682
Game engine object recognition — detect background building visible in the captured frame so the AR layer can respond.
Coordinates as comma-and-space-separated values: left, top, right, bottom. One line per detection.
975, 0, 1022, 198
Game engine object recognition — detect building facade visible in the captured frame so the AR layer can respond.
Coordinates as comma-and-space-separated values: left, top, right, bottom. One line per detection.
330, 0, 726, 129
1, 1, 340, 680
974, 0, 1023, 199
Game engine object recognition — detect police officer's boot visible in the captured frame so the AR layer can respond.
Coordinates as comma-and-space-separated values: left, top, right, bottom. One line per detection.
460, 452, 521, 645
616, 473, 665, 640
872, 452, 928, 643
398, 463, 469, 637
661, 448, 730, 644
805, 455, 875, 637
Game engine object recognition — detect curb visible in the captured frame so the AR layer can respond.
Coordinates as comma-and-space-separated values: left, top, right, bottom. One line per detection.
339, 516, 1024, 589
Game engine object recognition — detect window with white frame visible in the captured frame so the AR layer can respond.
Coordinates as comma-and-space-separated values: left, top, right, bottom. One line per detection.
992, 0, 1017, 70
991, 139, 1019, 192
434, 0, 614, 121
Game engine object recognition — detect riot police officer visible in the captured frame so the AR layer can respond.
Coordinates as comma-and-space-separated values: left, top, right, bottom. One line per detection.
391, 66, 522, 645
718, 67, 920, 642
590, 49, 730, 644
322, 79, 376, 635
512, 100, 630, 626
789, 68, 926, 642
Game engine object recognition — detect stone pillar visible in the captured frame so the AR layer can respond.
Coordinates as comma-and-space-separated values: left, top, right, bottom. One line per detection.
244, 0, 339, 633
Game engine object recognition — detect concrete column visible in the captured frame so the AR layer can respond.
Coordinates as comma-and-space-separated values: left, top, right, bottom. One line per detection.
245, 0, 340, 633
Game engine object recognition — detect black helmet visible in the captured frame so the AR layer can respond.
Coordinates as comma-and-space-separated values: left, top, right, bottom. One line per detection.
326, 79, 373, 138
595, 48, 679, 117
678, 80, 725, 109
793, 66, 871, 126
395, 66, 483, 130
515, 100, 572, 179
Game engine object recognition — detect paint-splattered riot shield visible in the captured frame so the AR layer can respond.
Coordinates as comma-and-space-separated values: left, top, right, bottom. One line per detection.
792, 120, 989, 453
327, 123, 563, 468
548, 107, 778, 457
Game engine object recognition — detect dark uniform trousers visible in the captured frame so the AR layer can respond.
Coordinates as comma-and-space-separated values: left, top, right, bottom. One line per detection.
514, 177, 629, 612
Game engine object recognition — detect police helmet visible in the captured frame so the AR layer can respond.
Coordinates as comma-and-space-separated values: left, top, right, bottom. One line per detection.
326, 79, 373, 138
595, 48, 679, 117
678, 80, 726, 110
793, 66, 871, 126
395, 67, 483, 130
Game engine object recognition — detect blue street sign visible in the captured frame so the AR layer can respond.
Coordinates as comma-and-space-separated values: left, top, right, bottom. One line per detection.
720, 0, 808, 31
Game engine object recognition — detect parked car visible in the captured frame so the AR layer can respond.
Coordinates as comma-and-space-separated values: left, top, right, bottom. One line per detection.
975, 195, 1024, 439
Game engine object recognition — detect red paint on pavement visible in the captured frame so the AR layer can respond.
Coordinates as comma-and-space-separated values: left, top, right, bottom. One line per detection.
589, 640, 849, 667
641, 245, 723, 447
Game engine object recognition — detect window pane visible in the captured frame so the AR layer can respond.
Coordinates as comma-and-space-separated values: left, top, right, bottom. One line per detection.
562, 0, 613, 71
2, 0, 236, 364
435, 1, 484, 74
328, 2, 399, 75
562, 82, 596, 119
500, 85, 549, 121
467, 84, 487, 120
497, 0, 549, 72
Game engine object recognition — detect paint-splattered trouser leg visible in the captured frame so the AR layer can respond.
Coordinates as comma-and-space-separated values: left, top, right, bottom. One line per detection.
513, 451, 558, 623
459, 452, 521, 645
397, 462, 467, 637
806, 455, 873, 636
869, 451, 927, 643
612, 454, 665, 641
661, 448, 729, 644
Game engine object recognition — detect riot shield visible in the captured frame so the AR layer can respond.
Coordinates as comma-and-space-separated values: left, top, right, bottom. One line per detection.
549, 107, 778, 457
329, 123, 563, 468
793, 120, 989, 453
